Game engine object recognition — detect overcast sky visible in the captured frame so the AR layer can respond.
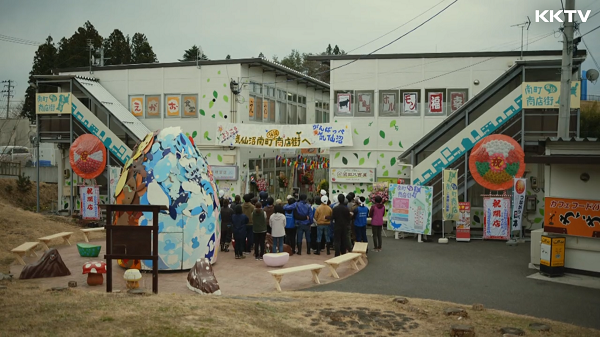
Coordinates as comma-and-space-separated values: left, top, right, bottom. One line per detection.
1, 0, 599, 104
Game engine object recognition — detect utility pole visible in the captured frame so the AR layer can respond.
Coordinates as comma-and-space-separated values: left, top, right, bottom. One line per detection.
1, 80, 14, 119
557, 0, 576, 139
87, 39, 94, 74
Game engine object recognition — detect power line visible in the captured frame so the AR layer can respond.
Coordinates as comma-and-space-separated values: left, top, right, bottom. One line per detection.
347, 0, 448, 53
582, 38, 600, 71
580, 23, 600, 38
0, 34, 43, 46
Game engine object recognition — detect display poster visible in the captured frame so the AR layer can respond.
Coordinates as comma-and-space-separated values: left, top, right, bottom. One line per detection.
544, 197, 600, 238
165, 95, 180, 117
456, 202, 471, 241
36, 93, 72, 115
80, 185, 100, 220
215, 122, 353, 148
337, 93, 351, 114
442, 169, 459, 221
358, 93, 371, 113
382, 93, 396, 113
211, 166, 238, 181
249, 97, 255, 118
428, 92, 443, 114
483, 196, 511, 240
512, 178, 526, 231
331, 168, 375, 183
450, 92, 466, 112
403, 92, 418, 113
387, 184, 433, 235
146, 95, 161, 117
129, 96, 144, 117
108, 166, 120, 203
263, 99, 269, 120
523, 81, 581, 109
182, 94, 198, 117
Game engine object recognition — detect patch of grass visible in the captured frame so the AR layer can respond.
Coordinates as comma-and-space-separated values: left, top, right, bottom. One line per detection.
100, 316, 114, 322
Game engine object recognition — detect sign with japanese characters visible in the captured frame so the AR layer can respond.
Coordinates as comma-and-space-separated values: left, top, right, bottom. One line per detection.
211, 165, 238, 181
337, 93, 351, 114
483, 196, 510, 240
145, 95, 161, 117
428, 92, 443, 114
331, 168, 375, 183
522, 81, 581, 109
382, 93, 396, 113
358, 93, 371, 113
456, 202, 471, 241
249, 97, 255, 118
387, 184, 433, 235
182, 94, 197, 117
80, 185, 100, 220
36, 93, 72, 115
442, 169, 459, 221
544, 197, 600, 238
403, 92, 418, 113
450, 92, 466, 112
165, 95, 180, 117
215, 122, 353, 149
129, 96, 144, 117
263, 99, 269, 120
512, 178, 526, 231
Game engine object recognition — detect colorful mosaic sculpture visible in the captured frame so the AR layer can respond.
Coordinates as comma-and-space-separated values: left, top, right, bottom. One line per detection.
114, 127, 221, 271
469, 134, 526, 191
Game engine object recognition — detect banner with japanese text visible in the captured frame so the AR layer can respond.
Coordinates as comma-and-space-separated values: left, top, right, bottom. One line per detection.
544, 197, 600, 238
331, 168, 375, 183
512, 178, 526, 231
80, 185, 100, 220
215, 122, 353, 149
483, 196, 510, 240
442, 169, 459, 221
522, 81, 580, 109
387, 184, 433, 235
36, 93, 72, 115
456, 202, 471, 241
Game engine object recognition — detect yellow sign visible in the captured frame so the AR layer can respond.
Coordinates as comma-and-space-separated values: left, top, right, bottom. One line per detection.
540, 236, 551, 266
249, 97, 255, 118
166, 95, 180, 117
130, 96, 144, 117
146, 96, 160, 117
36, 93, 72, 114
551, 237, 565, 267
263, 99, 269, 120
522, 81, 580, 109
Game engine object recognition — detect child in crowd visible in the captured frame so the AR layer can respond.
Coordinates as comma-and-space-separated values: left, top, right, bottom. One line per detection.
369, 195, 386, 251
354, 197, 369, 244
231, 205, 248, 259
269, 205, 287, 253
252, 202, 268, 260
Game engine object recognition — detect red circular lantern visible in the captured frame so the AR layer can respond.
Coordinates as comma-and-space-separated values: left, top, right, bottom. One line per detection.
468, 134, 526, 191
69, 134, 106, 179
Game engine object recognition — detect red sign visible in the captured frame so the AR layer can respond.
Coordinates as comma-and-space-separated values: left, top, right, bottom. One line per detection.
428, 92, 443, 114
450, 92, 465, 112
456, 202, 471, 242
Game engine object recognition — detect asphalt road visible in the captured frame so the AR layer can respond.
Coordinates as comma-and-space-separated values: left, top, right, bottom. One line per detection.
310, 233, 600, 330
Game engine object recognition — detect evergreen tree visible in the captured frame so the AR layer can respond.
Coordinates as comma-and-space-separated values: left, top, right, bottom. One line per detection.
280, 50, 303, 72
130, 33, 157, 63
103, 29, 131, 65
180, 45, 207, 61
333, 45, 340, 55
326, 44, 333, 55
225, 54, 231, 60
21, 36, 57, 122
258, 52, 265, 59
55, 21, 103, 69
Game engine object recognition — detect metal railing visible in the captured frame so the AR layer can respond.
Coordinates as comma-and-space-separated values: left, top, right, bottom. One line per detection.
0, 161, 21, 176
585, 95, 600, 102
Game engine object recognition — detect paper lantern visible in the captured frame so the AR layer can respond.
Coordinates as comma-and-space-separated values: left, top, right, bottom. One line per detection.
469, 134, 526, 190
69, 134, 106, 179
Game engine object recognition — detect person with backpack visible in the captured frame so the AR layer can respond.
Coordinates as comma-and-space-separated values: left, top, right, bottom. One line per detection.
369, 195, 386, 251
294, 194, 312, 255
354, 197, 369, 245
231, 205, 248, 259
283, 197, 297, 255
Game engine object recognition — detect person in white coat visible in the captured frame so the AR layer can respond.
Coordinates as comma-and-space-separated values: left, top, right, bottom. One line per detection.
269, 205, 287, 253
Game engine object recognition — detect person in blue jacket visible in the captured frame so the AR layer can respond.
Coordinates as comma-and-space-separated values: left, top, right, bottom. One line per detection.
353, 196, 369, 244
231, 205, 248, 259
295, 194, 312, 255
283, 197, 297, 255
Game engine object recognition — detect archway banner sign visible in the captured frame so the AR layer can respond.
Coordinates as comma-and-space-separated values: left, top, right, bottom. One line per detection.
215, 122, 353, 149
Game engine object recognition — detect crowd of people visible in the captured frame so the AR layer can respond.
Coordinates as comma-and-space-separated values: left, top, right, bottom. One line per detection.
219, 190, 386, 260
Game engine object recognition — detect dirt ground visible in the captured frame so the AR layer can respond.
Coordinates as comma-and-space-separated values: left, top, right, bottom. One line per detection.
0, 282, 597, 337
0, 178, 58, 212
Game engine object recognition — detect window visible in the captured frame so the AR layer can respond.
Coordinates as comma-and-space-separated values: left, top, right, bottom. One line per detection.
288, 104, 297, 124
380, 90, 399, 117
400, 89, 420, 116
316, 110, 322, 124
254, 96, 263, 121
355, 90, 374, 117
447, 89, 469, 114
269, 100, 276, 123
278, 101, 286, 124
334, 90, 354, 117
298, 106, 307, 124
424, 88, 446, 116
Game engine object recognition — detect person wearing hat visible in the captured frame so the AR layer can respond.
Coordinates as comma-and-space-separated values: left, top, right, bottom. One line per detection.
353, 197, 369, 245
314, 195, 333, 255
331, 194, 352, 256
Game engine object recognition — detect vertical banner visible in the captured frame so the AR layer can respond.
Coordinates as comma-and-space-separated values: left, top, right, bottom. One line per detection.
263, 99, 269, 120
109, 166, 120, 203
456, 202, 471, 242
403, 92, 418, 113
337, 93, 351, 114
442, 169, 459, 221
483, 196, 511, 240
387, 184, 433, 235
249, 97, 255, 118
80, 185, 100, 220
428, 92, 443, 114
512, 178, 526, 231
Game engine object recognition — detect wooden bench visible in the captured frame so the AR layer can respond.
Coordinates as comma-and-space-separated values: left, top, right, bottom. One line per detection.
351, 242, 368, 266
324, 253, 362, 279
267, 264, 325, 292
38, 232, 73, 250
80, 227, 105, 242
11, 242, 40, 265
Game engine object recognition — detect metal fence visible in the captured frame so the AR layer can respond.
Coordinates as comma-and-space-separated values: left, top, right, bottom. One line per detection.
0, 161, 21, 176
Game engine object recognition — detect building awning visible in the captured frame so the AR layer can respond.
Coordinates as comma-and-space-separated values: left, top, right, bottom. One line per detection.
526, 137, 600, 164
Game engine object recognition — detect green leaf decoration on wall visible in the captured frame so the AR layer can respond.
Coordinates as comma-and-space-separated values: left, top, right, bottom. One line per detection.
390, 120, 397, 127
207, 79, 210, 82
203, 95, 206, 98
399, 141, 403, 148
367, 152, 372, 158
390, 157, 396, 167
342, 157, 348, 165
218, 71, 221, 74
217, 155, 223, 162
397, 170, 402, 175
211, 114, 216, 118
223, 83, 227, 87
209, 101, 214, 108
200, 109, 205, 116
192, 131, 198, 138
539, 208, 544, 216
213, 91, 218, 98
219, 111, 224, 118
382, 166, 386, 170
354, 128, 359, 135
377, 159, 380, 165
203, 131, 212, 141
368, 122, 373, 126
207, 153, 211, 157
534, 217, 543, 223
383, 170, 389, 177
380, 153, 384, 158
379, 130, 386, 139
364, 138, 370, 145
223, 95, 229, 103
359, 158, 365, 165
388, 141, 393, 146
335, 152, 340, 159
353, 153, 359, 159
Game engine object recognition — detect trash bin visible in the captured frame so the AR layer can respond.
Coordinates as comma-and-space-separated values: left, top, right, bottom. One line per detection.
540, 235, 565, 277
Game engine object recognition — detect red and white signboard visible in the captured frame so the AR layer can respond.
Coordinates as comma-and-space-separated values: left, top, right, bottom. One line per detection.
382, 93, 396, 113
358, 93, 371, 113
483, 196, 511, 240
403, 92, 418, 113
80, 185, 100, 220
450, 92, 466, 112
456, 202, 471, 242
428, 92, 443, 114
